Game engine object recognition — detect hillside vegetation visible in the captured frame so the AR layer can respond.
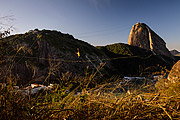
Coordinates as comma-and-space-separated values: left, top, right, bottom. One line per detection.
97, 43, 152, 56
0, 66, 180, 119
97, 43, 175, 76
0, 29, 180, 119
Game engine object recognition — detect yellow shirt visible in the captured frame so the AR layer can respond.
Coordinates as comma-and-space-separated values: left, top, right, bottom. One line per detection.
76, 51, 80, 57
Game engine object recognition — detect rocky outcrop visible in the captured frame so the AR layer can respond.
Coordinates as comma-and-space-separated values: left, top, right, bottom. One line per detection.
128, 22, 174, 59
168, 60, 180, 83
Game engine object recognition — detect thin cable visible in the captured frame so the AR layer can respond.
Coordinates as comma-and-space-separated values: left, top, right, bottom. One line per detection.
77, 27, 131, 38
4, 54, 153, 63
74, 24, 130, 35
5, 38, 38, 77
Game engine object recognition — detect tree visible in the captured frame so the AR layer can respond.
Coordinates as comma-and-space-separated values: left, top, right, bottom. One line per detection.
0, 15, 15, 38
0, 15, 15, 62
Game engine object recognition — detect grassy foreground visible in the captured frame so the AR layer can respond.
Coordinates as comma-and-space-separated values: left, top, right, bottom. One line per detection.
0, 71, 180, 120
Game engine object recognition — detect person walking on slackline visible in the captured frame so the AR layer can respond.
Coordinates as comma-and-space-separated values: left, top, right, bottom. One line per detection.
76, 48, 80, 62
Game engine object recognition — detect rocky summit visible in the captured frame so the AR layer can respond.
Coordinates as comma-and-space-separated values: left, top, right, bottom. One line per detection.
128, 22, 174, 59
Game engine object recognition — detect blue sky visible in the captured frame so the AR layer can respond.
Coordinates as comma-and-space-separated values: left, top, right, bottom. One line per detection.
0, 0, 180, 51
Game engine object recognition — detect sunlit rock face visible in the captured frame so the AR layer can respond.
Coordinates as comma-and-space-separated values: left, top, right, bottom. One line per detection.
128, 22, 174, 59
168, 60, 180, 83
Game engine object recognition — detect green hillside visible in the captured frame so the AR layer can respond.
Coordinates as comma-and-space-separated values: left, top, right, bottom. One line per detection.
97, 43, 152, 57
97, 43, 175, 76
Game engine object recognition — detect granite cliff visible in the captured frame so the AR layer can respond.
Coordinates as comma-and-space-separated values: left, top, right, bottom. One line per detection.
128, 22, 174, 59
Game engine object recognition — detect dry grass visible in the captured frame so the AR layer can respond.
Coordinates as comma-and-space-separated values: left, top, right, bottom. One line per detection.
0, 72, 180, 120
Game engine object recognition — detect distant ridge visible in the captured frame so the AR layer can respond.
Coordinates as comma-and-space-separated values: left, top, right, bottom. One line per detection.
170, 49, 180, 56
